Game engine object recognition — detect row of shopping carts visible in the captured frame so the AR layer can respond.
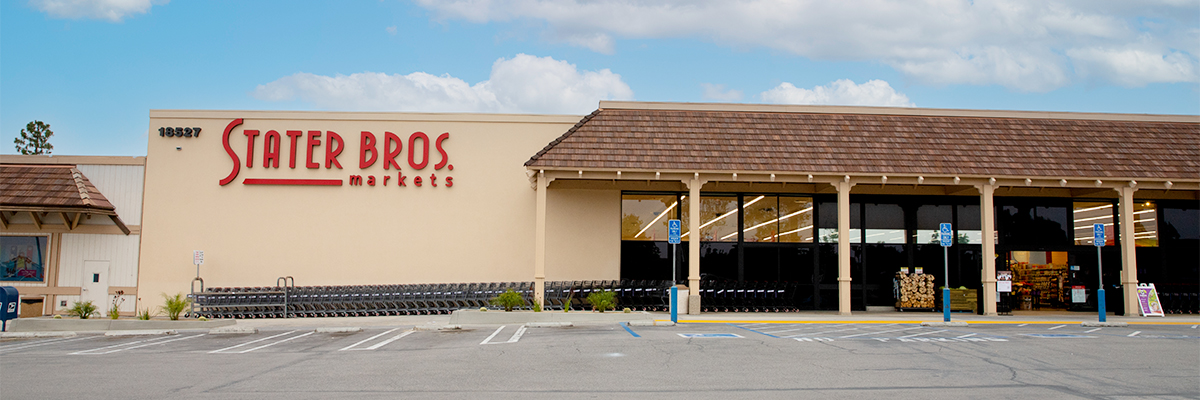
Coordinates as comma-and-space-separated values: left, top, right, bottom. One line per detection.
1160, 291, 1199, 314
191, 279, 673, 318
698, 280, 801, 312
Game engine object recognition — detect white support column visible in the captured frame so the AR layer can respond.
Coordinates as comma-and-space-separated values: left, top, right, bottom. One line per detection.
979, 184, 998, 316
1118, 186, 1139, 314
836, 180, 853, 315
687, 175, 702, 315
533, 171, 548, 308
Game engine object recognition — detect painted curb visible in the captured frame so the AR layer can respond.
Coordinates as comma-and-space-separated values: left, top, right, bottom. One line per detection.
921, 322, 969, 327
315, 327, 362, 333
105, 329, 177, 336
628, 320, 676, 327
208, 326, 259, 334
527, 322, 573, 328
1081, 321, 1129, 327
0, 331, 77, 338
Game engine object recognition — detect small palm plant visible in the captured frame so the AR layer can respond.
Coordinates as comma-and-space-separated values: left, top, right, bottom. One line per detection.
490, 289, 526, 312
68, 301, 98, 319
586, 289, 617, 313
161, 293, 191, 320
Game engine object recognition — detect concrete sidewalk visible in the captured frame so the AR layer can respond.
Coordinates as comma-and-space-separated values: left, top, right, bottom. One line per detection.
3, 310, 1195, 337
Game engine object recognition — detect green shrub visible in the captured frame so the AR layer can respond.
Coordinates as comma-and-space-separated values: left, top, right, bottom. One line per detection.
531, 298, 543, 312
108, 306, 121, 319
562, 291, 573, 313
490, 289, 526, 312
161, 293, 191, 320
68, 301, 98, 319
137, 308, 153, 320
623, 307, 631, 313
586, 289, 617, 313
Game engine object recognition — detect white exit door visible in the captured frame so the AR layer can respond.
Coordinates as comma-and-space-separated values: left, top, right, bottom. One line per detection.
81, 261, 110, 309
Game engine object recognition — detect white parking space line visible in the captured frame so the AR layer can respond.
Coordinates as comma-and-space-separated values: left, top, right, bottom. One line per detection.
209, 330, 298, 354
1047, 325, 1066, 330
365, 331, 414, 350
340, 328, 401, 351
1017, 324, 1028, 327
899, 330, 946, 338
763, 327, 816, 335
236, 332, 314, 353
1085, 328, 1102, 333
481, 326, 506, 345
840, 326, 921, 338
89, 334, 204, 355
481, 325, 528, 345
506, 325, 527, 343
0, 336, 95, 352
70, 335, 177, 355
955, 333, 977, 338
1127, 331, 1141, 337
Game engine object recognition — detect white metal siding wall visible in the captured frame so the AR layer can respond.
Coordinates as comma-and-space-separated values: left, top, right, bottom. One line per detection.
75, 165, 145, 225
57, 233, 141, 289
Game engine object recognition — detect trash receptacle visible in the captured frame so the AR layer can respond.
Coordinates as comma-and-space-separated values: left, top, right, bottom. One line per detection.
1, 286, 19, 331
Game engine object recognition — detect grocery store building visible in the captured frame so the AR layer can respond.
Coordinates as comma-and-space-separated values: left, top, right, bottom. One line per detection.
4, 101, 1197, 316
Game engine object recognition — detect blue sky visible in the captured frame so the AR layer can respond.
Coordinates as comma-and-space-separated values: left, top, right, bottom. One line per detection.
2, 0, 1197, 156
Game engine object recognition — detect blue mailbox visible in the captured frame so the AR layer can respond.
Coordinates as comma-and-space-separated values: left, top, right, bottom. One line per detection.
0, 286, 18, 331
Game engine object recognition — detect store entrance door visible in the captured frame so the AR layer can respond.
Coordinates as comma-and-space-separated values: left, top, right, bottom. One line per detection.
1002, 251, 1070, 311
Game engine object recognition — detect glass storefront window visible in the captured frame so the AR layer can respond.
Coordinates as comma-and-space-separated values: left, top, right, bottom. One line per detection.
1073, 201, 1114, 246
621, 194, 680, 241
1133, 201, 1158, 247
957, 204, 982, 244
778, 196, 815, 243
865, 203, 905, 244
739, 196, 814, 243
691, 195, 740, 242
818, 228, 861, 243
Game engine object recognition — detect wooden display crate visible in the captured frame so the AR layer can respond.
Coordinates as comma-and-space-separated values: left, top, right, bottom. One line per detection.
947, 288, 978, 312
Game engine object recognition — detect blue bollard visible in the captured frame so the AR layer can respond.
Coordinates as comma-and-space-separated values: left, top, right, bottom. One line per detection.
671, 286, 678, 323
1097, 288, 1106, 323
943, 288, 951, 322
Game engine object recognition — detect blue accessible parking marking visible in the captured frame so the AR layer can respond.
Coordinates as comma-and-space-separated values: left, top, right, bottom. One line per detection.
678, 333, 743, 338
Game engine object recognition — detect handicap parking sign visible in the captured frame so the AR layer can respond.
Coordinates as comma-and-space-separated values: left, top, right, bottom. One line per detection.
1093, 223, 1105, 247
668, 219, 681, 244
939, 223, 953, 247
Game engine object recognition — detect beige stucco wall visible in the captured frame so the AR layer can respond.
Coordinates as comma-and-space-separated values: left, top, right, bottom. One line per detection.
545, 188, 621, 281
138, 110, 609, 308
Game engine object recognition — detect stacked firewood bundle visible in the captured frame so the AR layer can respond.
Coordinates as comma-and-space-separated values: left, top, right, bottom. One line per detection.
896, 272, 936, 308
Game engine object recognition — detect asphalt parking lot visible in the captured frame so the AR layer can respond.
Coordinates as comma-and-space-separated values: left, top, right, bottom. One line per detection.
2, 322, 1197, 399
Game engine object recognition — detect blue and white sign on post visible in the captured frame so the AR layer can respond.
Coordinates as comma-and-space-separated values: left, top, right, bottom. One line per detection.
1094, 223, 1106, 322
668, 219, 681, 322
939, 223, 952, 322
939, 223, 953, 247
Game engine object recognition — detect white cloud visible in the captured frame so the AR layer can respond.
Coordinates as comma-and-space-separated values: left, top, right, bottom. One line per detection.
386, 26, 397, 35
760, 79, 915, 107
252, 54, 633, 114
415, 0, 1200, 91
31, 0, 165, 22
700, 83, 743, 102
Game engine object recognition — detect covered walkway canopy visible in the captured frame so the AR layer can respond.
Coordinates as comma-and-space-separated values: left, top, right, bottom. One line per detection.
525, 101, 1199, 315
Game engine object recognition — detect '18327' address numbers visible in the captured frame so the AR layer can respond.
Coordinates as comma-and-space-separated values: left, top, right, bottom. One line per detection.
159, 127, 201, 137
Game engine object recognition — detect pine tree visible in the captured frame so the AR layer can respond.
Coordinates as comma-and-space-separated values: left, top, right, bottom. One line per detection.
14, 120, 54, 155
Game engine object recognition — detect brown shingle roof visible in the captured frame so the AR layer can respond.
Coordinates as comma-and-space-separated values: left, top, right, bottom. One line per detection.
0, 165, 118, 212
526, 107, 1200, 180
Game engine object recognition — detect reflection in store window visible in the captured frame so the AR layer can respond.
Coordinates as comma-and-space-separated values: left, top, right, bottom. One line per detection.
1133, 201, 1158, 247
1072, 202, 1114, 246
738, 196, 814, 243
621, 194, 679, 241
864, 229, 906, 244
818, 228, 861, 244
689, 196, 741, 242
